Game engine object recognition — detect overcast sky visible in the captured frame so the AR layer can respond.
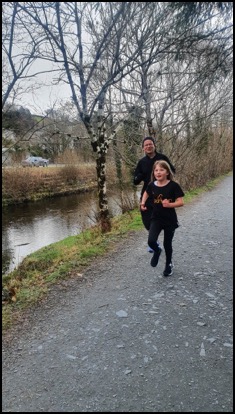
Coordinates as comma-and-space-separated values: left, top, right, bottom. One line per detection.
21, 81, 72, 115
16, 59, 72, 115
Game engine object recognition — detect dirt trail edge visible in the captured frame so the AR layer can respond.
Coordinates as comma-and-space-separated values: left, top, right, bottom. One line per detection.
2, 175, 233, 413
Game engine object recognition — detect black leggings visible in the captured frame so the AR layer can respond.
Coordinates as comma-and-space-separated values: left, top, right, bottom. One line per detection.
140, 198, 153, 230
148, 220, 175, 264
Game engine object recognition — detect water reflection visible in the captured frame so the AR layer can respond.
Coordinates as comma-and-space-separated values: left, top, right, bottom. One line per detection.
2, 187, 140, 274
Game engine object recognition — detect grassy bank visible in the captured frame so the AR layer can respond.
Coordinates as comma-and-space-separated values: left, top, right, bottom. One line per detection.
2, 164, 98, 205
2, 163, 129, 205
2, 172, 232, 332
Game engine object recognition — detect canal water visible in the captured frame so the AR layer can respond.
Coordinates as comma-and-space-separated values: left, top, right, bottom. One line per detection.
2, 187, 140, 275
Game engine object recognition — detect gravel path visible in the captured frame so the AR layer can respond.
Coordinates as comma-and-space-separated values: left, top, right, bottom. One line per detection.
2, 174, 233, 412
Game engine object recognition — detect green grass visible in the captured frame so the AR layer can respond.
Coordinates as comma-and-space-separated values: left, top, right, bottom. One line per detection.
183, 176, 224, 203
2, 172, 231, 332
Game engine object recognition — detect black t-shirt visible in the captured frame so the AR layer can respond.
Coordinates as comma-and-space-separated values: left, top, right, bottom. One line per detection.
133, 153, 176, 197
146, 180, 184, 228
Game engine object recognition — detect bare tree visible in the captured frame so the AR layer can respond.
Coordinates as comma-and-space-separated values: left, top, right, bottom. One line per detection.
108, 2, 232, 146
2, 2, 61, 108
13, 2, 166, 231
3, 2, 233, 232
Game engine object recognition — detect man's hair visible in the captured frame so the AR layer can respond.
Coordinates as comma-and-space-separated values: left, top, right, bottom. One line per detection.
142, 136, 156, 147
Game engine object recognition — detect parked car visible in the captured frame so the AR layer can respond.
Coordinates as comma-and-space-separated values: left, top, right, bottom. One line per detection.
21, 156, 50, 167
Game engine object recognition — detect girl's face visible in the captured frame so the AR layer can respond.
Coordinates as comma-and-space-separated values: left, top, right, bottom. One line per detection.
154, 165, 168, 181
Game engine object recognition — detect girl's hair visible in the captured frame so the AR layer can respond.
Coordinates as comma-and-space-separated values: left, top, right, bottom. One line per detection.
151, 160, 174, 181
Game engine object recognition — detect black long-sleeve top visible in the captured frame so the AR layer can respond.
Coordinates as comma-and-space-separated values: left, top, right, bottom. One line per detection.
133, 152, 176, 197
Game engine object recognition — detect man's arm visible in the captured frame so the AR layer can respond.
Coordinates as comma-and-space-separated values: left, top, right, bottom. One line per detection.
133, 161, 144, 185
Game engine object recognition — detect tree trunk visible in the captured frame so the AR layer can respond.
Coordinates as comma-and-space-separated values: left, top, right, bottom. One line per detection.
96, 149, 111, 233
112, 133, 123, 188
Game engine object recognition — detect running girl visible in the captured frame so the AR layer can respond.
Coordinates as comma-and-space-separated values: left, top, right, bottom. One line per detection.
140, 160, 184, 276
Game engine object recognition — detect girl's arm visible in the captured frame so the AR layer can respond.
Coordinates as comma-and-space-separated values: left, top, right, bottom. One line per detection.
162, 197, 184, 208
140, 191, 149, 210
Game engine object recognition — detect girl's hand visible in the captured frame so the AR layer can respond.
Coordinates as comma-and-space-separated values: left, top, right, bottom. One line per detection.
140, 204, 147, 211
162, 199, 171, 208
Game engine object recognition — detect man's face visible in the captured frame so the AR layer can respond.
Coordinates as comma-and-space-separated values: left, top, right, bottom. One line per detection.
143, 140, 155, 156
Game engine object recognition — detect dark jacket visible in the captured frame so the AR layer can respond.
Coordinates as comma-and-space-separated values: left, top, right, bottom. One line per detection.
133, 152, 176, 197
